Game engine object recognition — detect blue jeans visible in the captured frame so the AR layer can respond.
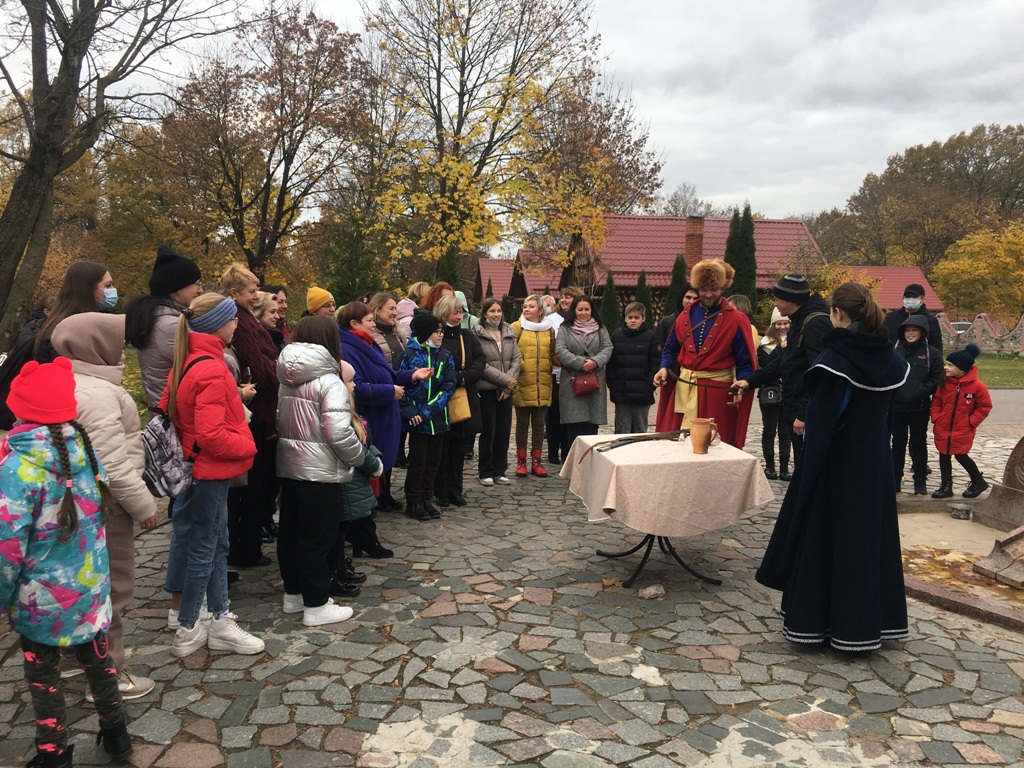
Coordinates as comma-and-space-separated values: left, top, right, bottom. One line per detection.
165, 479, 230, 629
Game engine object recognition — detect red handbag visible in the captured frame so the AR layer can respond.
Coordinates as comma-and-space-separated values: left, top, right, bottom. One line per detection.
570, 370, 600, 395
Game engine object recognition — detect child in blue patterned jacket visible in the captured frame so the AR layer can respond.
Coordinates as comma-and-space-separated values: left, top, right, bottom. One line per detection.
397, 312, 455, 521
0, 357, 132, 767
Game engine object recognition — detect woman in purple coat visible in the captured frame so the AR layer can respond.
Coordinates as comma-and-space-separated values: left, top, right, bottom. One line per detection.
338, 302, 431, 510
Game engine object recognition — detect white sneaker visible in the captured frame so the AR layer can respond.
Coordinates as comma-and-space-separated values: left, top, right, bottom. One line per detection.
207, 616, 265, 655
302, 599, 354, 627
167, 607, 212, 631
167, 597, 210, 630
171, 621, 209, 657
283, 594, 304, 614
479, 477, 494, 487
494, 476, 511, 485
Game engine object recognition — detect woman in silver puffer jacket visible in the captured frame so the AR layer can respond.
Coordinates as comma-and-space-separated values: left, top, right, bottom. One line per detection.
275, 316, 382, 627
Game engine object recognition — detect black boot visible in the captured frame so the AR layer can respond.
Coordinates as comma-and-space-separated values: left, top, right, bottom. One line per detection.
931, 481, 953, 499
764, 461, 778, 481
330, 578, 361, 598
421, 499, 441, 519
406, 501, 431, 521
97, 721, 133, 762
913, 478, 928, 496
341, 557, 366, 583
963, 475, 989, 498
27, 746, 74, 768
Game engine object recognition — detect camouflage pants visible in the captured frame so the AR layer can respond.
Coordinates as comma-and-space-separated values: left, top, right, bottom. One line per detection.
21, 632, 124, 756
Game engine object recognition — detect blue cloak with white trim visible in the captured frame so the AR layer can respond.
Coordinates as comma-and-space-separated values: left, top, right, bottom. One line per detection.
756, 323, 910, 652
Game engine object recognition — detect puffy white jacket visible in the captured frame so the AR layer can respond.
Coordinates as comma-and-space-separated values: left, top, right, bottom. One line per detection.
276, 343, 377, 483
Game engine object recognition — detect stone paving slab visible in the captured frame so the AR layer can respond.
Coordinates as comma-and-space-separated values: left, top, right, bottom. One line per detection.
2, 426, 1024, 768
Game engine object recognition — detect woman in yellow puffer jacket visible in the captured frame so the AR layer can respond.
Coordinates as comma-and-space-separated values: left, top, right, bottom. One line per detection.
511, 295, 556, 478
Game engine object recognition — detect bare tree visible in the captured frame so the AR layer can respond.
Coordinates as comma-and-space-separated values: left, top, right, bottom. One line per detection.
0, 0, 239, 344
655, 182, 733, 218
161, 5, 365, 280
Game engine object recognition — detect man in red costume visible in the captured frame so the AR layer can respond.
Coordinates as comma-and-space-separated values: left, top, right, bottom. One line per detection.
653, 259, 756, 448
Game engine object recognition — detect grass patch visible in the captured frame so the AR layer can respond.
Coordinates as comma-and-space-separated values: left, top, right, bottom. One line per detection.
946, 349, 1024, 388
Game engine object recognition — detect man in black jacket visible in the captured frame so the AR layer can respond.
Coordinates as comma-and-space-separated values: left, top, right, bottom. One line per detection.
883, 283, 942, 352
733, 274, 832, 464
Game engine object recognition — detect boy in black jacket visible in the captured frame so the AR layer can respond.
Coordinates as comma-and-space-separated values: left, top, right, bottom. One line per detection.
892, 315, 943, 495
608, 302, 660, 434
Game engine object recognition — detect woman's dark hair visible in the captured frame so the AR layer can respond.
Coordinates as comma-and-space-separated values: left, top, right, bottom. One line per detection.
292, 315, 342, 366
568, 295, 601, 328
34, 261, 110, 358
830, 282, 884, 332
125, 294, 178, 348
337, 301, 373, 331
263, 284, 286, 297
479, 297, 503, 322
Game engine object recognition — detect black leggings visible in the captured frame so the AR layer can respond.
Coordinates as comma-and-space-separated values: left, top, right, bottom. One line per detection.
22, 633, 124, 756
938, 453, 982, 484
759, 403, 791, 472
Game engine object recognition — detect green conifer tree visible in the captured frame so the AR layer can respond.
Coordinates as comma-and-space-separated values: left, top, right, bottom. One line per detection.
485, 278, 493, 298
500, 294, 514, 322
635, 270, 654, 329
600, 271, 620, 328
735, 203, 758, 306
437, 245, 460, 286
663, 253, 688, 319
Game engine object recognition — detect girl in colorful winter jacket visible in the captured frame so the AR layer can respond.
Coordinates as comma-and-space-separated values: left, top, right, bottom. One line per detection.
397, 312, 455, 521
930, 344, 993, 499
0, 357, 132, 767
160, 294, 261, 659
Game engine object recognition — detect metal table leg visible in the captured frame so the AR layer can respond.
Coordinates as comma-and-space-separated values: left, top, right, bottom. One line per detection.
597, 535, 722, 587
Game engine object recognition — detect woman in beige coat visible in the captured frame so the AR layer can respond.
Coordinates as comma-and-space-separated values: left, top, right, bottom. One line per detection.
473, 298, 522, 485
51, 313, 159, 701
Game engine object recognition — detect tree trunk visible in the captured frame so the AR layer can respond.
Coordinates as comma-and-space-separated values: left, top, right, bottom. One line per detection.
0, 181, 56, 349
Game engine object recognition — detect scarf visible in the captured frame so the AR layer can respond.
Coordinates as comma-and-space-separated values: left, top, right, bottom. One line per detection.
352, 329, 375, 346
570, 318, 600, 338
518, 316, 554, 332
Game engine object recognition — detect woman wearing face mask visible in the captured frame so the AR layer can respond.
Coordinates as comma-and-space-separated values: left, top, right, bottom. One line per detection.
0, 262, 119, 430
472, 298, 521, 485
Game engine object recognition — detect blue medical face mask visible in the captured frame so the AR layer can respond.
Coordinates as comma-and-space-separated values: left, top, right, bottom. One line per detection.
426, 338, 442, 349
903, 297, 922, 311
97, 287, 118, 309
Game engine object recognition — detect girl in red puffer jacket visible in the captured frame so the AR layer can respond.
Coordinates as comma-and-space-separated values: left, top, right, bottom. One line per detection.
159, 294, 262, 660
930, 344, 992, 499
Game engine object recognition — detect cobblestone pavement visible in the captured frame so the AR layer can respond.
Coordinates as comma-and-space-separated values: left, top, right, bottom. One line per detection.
1, 427, 1023, 768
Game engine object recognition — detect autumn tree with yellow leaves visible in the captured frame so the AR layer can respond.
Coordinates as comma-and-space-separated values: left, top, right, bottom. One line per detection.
364, 0, 600, 269
932, 224, 1024, 323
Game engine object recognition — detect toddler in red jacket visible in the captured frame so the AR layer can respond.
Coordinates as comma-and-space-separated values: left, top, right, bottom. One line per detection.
930, 344, 992, 499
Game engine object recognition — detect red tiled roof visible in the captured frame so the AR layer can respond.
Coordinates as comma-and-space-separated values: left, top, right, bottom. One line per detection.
590, 216, 687, 287
516, 250, 565, 296
588, 215, 824, 290
842, 266, 944, 312
699, 218, 824, 289
476, 258, 515, 298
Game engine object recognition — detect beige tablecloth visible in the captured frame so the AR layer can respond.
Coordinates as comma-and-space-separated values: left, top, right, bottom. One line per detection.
560, 434, 774, 538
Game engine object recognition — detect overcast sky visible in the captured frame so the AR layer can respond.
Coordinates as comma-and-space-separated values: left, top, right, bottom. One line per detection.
316, 0, 1024, 218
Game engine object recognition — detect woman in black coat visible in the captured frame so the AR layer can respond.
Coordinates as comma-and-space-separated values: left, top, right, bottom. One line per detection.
433, 294, 485, 507
756, 282, 910, 652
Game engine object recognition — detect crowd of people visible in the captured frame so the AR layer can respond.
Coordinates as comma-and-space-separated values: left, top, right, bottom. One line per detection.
0, 248, 995, 766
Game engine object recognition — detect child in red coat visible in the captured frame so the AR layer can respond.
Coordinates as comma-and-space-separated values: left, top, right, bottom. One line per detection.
930, 344, 992, 499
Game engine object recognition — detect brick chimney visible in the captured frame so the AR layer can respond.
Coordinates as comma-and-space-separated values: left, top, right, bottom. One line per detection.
685, 216, 704, 265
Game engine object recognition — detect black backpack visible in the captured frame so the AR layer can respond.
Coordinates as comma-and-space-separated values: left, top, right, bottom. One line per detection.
0, 336, 39, 430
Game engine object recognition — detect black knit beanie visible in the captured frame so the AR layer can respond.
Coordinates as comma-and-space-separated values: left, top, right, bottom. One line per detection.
410, 312, 442, 343
946, 343, 981, 373
149, 245, 202, 296
772, 274, 811, 303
